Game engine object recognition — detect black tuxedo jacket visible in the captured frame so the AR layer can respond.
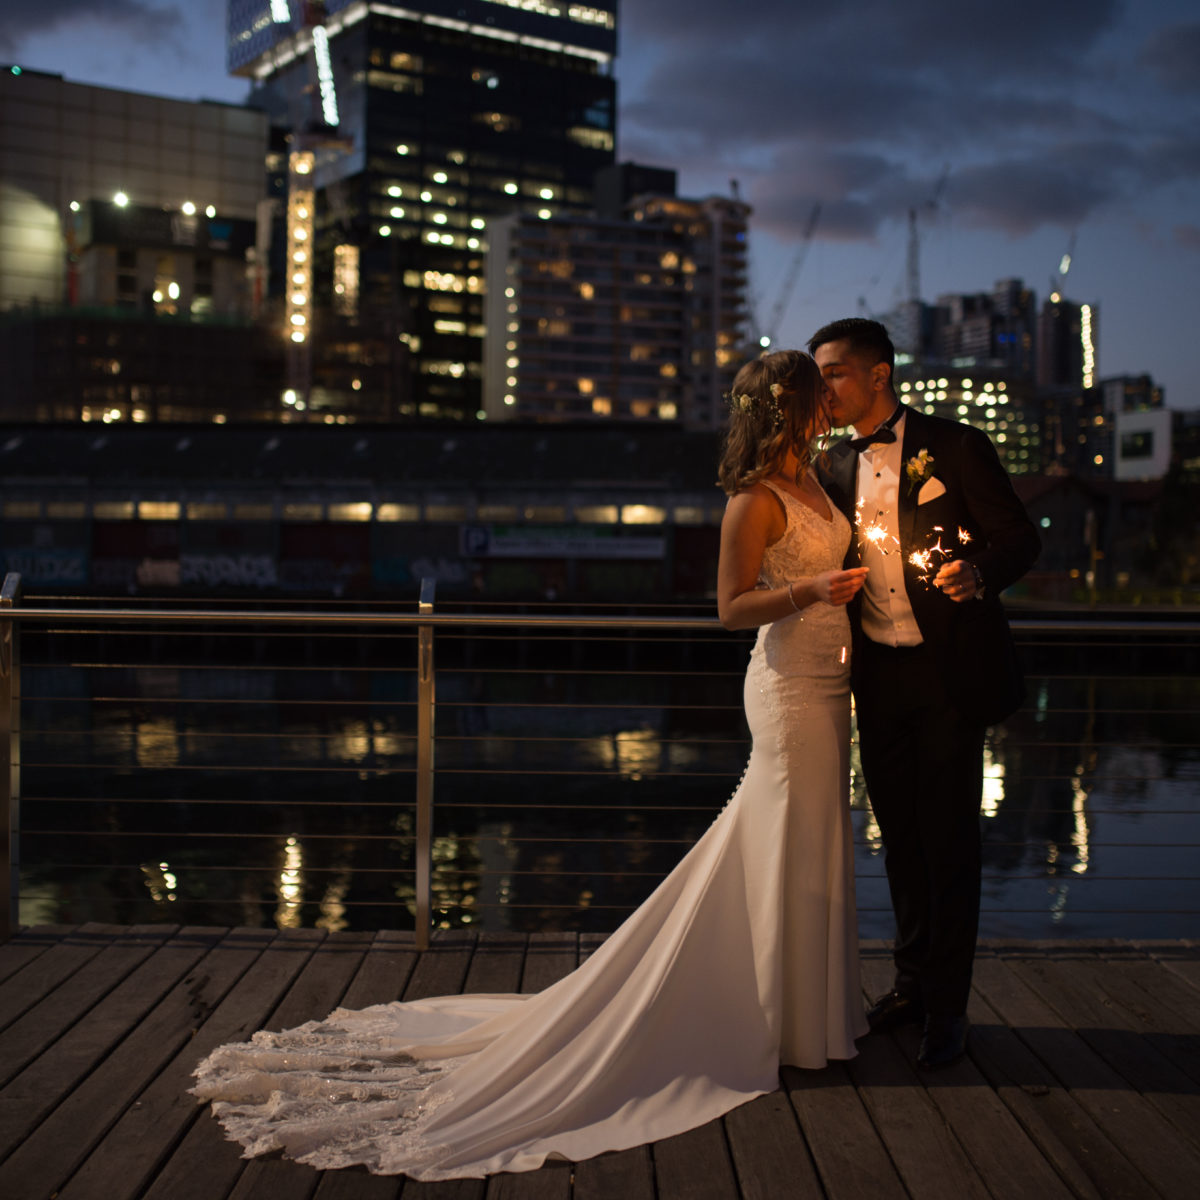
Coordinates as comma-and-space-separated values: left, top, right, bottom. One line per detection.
817, 404, 1041, 725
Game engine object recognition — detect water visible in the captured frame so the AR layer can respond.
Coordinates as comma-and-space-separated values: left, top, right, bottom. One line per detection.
14, 621, 1200, 939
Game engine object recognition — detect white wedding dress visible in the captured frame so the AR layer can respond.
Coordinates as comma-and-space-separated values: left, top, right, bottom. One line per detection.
192, 479, 867, 1179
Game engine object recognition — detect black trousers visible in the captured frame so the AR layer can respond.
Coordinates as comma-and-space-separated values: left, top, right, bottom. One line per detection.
855, 637, 985, 1017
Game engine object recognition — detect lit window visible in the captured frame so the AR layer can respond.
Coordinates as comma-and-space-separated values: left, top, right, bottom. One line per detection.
376, 503, 421, 522
328, 503, 373, 522
621, 505, 665, 525
576, 504, 618, 523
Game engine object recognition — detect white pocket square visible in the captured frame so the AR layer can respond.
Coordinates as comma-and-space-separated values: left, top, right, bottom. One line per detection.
917, 477, 946, 504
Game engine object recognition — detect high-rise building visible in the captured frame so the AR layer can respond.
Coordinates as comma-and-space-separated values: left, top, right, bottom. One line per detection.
483, 186, 750, 429
228, 0, 619, 423
1037, 296, 1098, 390
0, 68, 274, 422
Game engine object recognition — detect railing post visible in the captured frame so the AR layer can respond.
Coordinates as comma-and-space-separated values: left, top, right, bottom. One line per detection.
414, 577, 436, 950
1, 573, 23, 942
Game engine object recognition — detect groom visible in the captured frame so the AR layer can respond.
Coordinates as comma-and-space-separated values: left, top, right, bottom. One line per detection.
810, 318, 1039, 1070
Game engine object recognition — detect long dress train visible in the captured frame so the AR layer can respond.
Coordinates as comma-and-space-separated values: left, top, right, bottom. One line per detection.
192, 480, 867, 1179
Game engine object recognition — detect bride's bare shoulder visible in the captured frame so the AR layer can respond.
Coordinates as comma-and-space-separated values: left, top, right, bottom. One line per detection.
723, 482, 787, 539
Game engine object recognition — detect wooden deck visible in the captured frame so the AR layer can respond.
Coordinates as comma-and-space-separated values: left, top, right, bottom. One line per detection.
1, 927, 1198, 1200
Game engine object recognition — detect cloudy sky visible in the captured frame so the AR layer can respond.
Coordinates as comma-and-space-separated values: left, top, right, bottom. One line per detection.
4, 0, 1198, 407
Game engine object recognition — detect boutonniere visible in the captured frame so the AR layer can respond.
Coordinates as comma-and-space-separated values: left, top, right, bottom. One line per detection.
905, 449, 935, 497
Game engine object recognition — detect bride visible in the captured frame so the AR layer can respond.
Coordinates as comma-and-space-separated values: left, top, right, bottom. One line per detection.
192, 349, 870, 1179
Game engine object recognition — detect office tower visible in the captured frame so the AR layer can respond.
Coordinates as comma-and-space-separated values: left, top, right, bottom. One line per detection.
484, 185, 750, 429
228, 0, 618, 422
1037, 295, 1098, 390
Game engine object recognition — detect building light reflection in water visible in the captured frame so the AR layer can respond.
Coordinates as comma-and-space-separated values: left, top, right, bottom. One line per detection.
141, 860, 178, 904
317, 873, 350, 932
275, 835, 304, 928
981, 743, 1004, 819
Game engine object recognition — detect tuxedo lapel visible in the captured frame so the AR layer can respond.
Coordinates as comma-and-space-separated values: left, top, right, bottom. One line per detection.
898, 404, 921, 552
823, 441, 859, 521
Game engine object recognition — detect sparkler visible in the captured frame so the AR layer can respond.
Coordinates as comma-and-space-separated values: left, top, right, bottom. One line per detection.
855, 498, 899, 556
909, 524, 975, 587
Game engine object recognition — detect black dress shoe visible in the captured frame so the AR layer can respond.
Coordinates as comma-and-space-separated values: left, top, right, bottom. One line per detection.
866, 990, 924, 1033
917, 1014, 969, 1070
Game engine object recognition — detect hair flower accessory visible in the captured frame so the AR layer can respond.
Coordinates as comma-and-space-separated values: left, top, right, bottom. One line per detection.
905, 448, 935, 496
737, 393, 754, 411
769, 383, 783, 398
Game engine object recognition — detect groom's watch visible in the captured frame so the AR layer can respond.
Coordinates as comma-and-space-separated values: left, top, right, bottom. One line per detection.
969, 562, 985, 599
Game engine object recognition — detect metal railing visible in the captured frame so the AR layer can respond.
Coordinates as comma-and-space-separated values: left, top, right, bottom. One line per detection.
2, 572, 1198, 946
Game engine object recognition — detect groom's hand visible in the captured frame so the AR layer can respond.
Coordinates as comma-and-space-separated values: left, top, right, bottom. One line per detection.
933, 560, 978, 603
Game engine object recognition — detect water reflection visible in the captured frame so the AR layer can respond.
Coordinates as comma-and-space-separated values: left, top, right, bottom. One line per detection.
140, 859, 178, 905
275, 835, 304, 928
16, 645, 1199, 937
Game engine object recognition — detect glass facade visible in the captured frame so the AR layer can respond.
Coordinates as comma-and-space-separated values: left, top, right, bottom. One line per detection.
230, 1, 618, 421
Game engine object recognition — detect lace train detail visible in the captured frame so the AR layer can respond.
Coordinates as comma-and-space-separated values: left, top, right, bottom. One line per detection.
192, 1012, 465, 1173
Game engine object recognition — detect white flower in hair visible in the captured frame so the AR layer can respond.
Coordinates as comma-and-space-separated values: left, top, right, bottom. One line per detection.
769, 383, 783, 398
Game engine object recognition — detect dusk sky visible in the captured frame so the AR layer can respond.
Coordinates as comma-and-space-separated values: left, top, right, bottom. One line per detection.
3, 0, 1198, 409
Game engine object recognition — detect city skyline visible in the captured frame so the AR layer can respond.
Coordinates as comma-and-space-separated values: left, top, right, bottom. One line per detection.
3, 0, 1198, 411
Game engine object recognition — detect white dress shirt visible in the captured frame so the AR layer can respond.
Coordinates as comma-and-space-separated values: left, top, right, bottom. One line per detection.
855, 412, 923, 647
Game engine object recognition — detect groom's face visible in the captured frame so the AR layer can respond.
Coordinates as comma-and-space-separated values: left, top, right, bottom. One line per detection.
813, 339, 889, 432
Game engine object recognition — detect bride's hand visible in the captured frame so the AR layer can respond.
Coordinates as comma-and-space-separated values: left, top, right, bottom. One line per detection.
806, 567, 869, 607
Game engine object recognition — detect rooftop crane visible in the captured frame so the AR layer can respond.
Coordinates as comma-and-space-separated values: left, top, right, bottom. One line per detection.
906, 164, 950, 304
757, 202, 821, 350
1049, 230, 1077, 302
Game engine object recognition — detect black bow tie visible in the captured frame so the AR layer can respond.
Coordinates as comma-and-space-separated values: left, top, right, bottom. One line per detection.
847, 405, 903, 452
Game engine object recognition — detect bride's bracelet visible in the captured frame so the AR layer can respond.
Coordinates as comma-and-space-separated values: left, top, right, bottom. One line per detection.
786, 581, 801, 611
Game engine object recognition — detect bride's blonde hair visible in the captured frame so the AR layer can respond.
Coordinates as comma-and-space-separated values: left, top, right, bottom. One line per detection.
717, 350, 825, 496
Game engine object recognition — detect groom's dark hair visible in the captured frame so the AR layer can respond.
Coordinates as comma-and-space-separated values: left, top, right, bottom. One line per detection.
808, 318, 895, 373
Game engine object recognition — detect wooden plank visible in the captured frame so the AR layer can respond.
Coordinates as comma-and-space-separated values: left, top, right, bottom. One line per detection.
400, 1178, 485, 1199
265, 929, 378, 1030
0, 922, 123, 1030
653, 1116, 738, 1200
573, 1145, 655, 1200
51, 928, 323, 1200
316, 1167, 405, 1199
340, 930, 420, 1010
845, 1027, 992, 1200
519, 932, 578, 995
724, 1088, 820, 1200
782, 1062, 906, 1200
1005, 950, 1200, 1155
983, 949, 1200, 1200
0, 926, 274, 1200
402, 930, 477, 1002
1076, 950, 1200, 1091
0, 925, 219, 1160
227, 1157, 321, 1200
484, 1159, 571, 1200
966, 973, 1150, 1200
146, 931, 377, 1200
0, 924, 173, 1085
1134, 939, 1200, 993
462, 931, 527, 995
0, 923, 78, 986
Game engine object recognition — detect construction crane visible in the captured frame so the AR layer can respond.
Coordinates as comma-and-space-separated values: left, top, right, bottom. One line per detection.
906, 165, 950, 304
756, 202, 821, 350
1049, 230, 1077, 302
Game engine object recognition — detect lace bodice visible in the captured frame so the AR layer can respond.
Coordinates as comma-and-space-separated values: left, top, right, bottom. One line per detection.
752, 479, 852, 678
